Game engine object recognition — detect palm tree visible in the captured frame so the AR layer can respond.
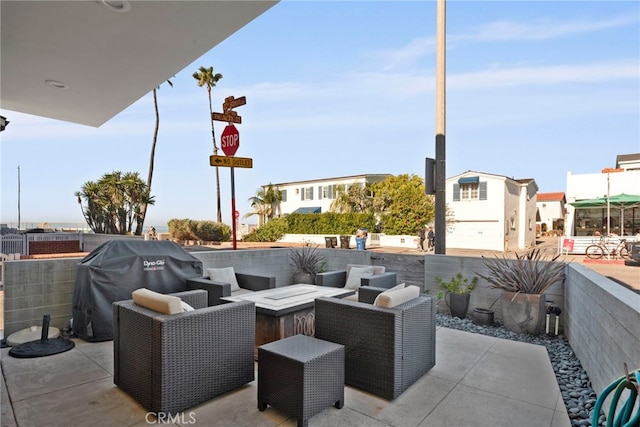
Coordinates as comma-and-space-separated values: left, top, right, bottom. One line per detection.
330, 183, 373, 213
193, 66, 224, 223
136, 78, 173, 236
245, 184, 282, 226
76, 171, 154, 235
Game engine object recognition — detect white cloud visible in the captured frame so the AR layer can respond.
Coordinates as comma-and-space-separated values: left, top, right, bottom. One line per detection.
470, 14, 639, 42
450, 60, 638, 89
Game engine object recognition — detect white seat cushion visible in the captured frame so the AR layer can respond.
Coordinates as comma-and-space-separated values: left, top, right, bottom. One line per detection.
373, 285, 420, 308
207, 267, 240, 292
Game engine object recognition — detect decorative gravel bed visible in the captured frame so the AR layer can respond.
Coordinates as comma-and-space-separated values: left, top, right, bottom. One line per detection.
436, 313, 605, 426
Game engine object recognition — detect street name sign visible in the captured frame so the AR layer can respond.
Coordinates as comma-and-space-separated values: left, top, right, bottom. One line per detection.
212, 112, 242, 124
209, 155, 253, 168
223, 96, 246, 111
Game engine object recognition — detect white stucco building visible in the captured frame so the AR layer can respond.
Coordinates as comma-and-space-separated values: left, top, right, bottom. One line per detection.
565, 153, 640, 237
536, 192, 566, 236
264, 174, 391, 216
445, 171, 538, 251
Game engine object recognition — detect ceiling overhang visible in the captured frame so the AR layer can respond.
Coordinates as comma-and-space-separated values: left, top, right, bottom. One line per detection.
1, 0, 277, 127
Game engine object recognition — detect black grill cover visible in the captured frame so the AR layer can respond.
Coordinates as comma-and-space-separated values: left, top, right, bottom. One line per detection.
72, 240, 203, 341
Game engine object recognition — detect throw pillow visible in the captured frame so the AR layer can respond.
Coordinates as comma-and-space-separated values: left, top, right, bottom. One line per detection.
345, 266, 374, 290
207, 267, 240, 292
132, 288, 183, 315
373, 285, 420, 308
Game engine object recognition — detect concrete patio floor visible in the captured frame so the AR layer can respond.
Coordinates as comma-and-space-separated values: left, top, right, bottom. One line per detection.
1, 326, 570, 427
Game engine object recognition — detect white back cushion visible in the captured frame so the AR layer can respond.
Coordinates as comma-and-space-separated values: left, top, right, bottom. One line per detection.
347, 264, 385, 276
132, 288, 184, 314
345, 266, 374, 290
207, 267, 240, 292
374, 285, 420, 308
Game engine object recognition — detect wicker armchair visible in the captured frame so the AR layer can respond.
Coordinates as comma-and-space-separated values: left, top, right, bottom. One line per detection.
112, 289, 255, 414
315, 264, 397, 288
186, 273, 276, 306
314, 293, 436, 400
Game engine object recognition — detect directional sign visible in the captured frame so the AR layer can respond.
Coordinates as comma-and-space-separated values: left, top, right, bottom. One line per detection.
221, 124, 240, 156
209, 155, 253, 168
212, 112, 242, 124
223, 96, 246, 111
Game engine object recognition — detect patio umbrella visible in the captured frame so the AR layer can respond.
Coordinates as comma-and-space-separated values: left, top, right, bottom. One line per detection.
570, 194, 640, 235
570, 193, 640, 208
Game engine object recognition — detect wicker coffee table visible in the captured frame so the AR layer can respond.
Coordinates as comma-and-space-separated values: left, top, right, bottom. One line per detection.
258, 334, 345, 427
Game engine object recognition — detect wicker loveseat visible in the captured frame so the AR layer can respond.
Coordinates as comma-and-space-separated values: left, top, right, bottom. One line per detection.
186, 269, 276, 306
112, 289, 255, 414
314, 290, 437, 400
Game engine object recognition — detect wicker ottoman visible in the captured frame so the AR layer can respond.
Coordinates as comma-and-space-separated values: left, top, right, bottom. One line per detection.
258, 334, 345, 427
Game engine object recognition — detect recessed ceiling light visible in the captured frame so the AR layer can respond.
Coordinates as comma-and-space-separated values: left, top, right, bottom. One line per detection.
97, 0, 131, 13
45, 80, 69, 89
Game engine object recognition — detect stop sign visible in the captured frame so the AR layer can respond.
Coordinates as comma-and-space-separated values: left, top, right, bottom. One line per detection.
220, 124, 240, 156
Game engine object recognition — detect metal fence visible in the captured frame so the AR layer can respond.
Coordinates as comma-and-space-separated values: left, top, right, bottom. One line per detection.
1, 232, 84, 256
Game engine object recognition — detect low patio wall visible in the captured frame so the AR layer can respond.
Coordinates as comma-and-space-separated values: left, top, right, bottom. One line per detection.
2, 249, 638, 403
563, 264, 640, 404
2, 257, 80, 335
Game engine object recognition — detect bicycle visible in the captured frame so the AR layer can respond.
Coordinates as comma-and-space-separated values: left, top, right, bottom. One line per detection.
585, 237, 630, 260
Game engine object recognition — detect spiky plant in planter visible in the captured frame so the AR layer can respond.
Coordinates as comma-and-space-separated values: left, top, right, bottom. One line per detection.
478, 248, 566, 295
477, 248, 567, 335
289, 245, 326, 284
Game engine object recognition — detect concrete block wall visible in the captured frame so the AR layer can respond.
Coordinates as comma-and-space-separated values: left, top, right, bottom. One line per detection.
191, 249, 293, 287
2, 257, 80, 336
564, 264, 640, 402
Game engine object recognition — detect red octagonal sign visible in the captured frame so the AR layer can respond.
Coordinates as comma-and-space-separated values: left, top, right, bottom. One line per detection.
220, 124, 240, 156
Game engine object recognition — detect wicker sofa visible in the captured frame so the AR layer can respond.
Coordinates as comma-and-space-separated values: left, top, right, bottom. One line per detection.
112, 289, 255, 414
314, 290, 437, 400
186, 271, 276, 306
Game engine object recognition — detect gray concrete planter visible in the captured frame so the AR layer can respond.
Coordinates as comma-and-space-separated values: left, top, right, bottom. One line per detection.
501, 291, 546, 335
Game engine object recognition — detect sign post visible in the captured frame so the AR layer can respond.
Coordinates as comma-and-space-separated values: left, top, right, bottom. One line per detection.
211, 96, 247, 250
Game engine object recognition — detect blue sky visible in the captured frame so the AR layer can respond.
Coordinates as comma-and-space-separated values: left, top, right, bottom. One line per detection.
1, 0, 639, 229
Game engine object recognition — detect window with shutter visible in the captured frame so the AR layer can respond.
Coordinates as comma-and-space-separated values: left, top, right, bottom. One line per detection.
479, 182, 487, 200
453, 184, 460, 201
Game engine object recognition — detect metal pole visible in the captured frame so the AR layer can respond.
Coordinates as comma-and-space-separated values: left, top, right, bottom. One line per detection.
17, 165, 21, 230
434, 0, 446, 254
231, 167, 237, 250
606, 173, 611, 237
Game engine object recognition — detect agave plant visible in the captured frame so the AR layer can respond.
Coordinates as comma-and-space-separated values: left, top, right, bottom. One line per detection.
288, 245, 326, 275
477, 248, 567, 295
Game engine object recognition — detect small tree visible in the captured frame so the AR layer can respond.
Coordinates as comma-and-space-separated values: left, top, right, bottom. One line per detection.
76, 171, 153, 234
